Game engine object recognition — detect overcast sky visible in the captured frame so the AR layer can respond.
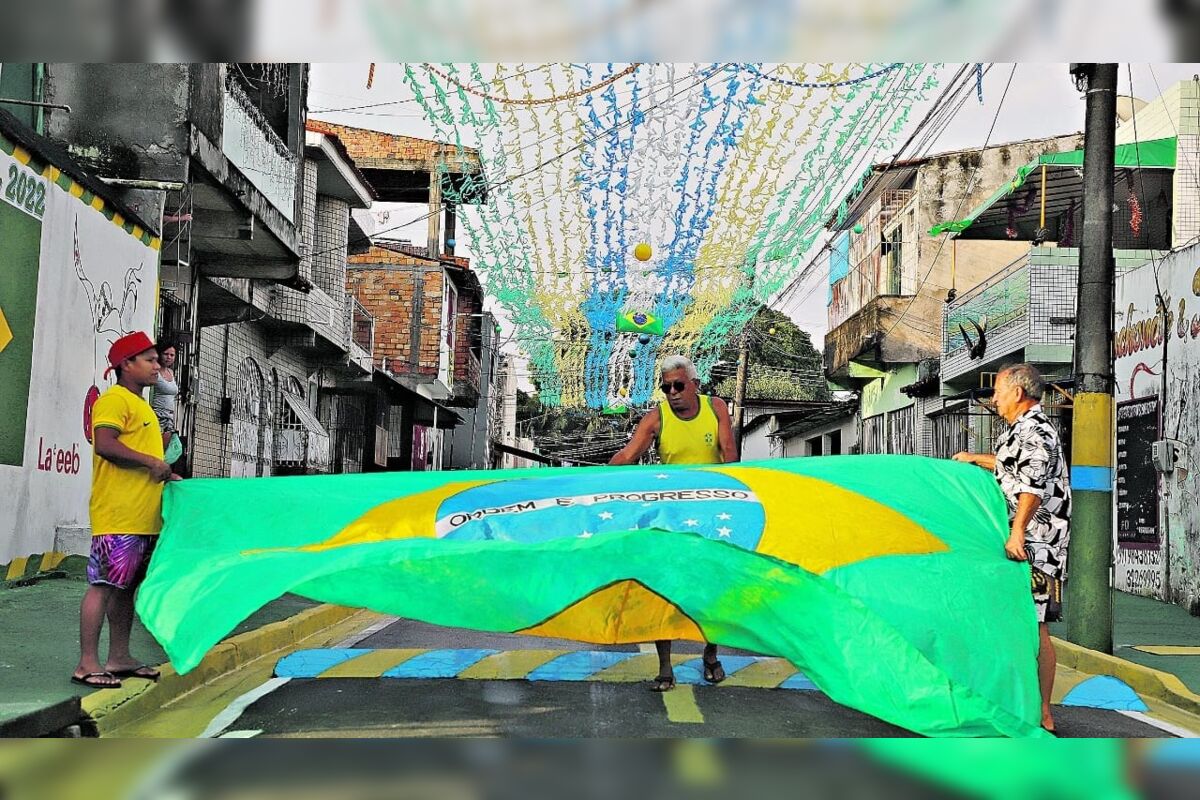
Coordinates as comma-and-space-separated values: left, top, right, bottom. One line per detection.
311, 63, 1200, 348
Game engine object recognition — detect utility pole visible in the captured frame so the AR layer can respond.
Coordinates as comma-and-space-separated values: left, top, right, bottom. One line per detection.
732, 332, 750, 456
1065, 63, 1117, 654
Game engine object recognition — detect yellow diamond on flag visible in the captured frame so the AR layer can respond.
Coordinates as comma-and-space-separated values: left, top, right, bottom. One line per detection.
0, 305, 13, 354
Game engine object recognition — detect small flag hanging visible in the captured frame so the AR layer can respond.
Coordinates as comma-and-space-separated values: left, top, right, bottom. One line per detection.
616, 310, 664, 336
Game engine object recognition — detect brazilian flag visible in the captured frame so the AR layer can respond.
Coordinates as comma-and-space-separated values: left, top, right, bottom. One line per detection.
616, 310, 664, 336
137, 456, 1047, 737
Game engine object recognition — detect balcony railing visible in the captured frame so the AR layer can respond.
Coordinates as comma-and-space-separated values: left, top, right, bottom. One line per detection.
222, 72, 298, 222
347, 295, 374, 372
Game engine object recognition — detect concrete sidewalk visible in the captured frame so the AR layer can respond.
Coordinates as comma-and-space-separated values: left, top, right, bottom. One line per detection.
0, 565, 359, 736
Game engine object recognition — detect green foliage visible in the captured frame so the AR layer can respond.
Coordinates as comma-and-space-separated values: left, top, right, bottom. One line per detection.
714, 307, 829, 401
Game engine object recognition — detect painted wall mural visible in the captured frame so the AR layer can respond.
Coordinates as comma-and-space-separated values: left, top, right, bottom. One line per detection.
0, 134, 159, 562
1114, 246, 1200, 610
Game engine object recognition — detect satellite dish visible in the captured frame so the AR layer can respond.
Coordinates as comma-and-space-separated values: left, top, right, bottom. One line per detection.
1115, 96, 1148, 123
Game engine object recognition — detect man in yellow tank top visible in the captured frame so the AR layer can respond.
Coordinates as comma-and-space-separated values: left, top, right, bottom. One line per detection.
609, 354, 737, 691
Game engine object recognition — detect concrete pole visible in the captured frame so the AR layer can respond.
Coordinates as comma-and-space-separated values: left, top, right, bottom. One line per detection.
1065, 63, 1117, 654
732, 333, 750, 456
444, 202, 457, 256
427, 165, 442, 259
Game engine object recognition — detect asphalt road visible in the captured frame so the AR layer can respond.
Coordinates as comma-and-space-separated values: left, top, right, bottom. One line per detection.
212, 618, 1174, 738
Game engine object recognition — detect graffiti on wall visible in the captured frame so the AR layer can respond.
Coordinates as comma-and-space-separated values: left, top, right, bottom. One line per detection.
74, 218, 147, 443
944, 267, 1029, 353
1114, 251, 1200, 607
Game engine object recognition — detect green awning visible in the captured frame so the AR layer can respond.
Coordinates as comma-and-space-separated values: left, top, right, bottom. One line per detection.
929, 137, 1177, 237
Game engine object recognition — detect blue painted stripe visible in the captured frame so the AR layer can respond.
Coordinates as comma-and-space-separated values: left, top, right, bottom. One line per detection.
778, 672, 819, 691
526, 650, 639, 681
382, 648, 497, 679
675, 655, 759, 685
1071, 465, 1113, 491
275, 648, 372, 678
1061, 675, 1148, 712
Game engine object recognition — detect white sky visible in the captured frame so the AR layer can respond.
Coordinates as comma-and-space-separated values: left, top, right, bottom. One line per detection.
311, 63, 1200, 352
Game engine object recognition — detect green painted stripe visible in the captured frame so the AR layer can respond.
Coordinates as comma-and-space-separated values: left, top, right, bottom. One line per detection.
459, 649, 564, 679
318, 648, 426, 677
0, 135, 13, 155
661, 685, 705, 723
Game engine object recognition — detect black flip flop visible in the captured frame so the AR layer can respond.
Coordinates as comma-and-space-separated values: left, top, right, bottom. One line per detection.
110, 665, 160, 681
71, 671, 122, 689
650, 675, 676, 692
702, 658, 726, 684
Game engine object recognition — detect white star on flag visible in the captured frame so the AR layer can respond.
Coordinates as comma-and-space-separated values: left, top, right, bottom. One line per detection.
717, 513, 732, 521
598, 511, 614, 520
684, 519, 699, 527
578, 531, 593, 538
717, 527, 733, 538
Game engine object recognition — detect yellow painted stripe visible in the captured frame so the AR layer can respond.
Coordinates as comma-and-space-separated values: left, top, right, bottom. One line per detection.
1072, 392, 1114, 466
150, 237, 162, 251
720, 658, 798, 689
661, 685, 704, 724
12, 146, 30, 165
594, 653, 691, 683
131, 225, 144, 240
38, 551, 65, 571
1131, 645, 1200, 656
1050, 665, 1093, 704
459, 649, 564, 679
69, 182, 84, 198
317, 648, 426, 678
42, 165, 60, 181
90, 196, 104, 211
5, 557, 29, 581
112, 213, 124, 228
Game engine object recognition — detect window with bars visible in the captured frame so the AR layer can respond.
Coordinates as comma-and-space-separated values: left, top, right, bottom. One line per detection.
862, 413, 885, 455
886, 405, 917, 454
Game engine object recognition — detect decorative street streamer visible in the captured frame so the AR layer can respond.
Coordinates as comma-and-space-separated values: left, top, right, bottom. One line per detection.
401, 63, 938, 407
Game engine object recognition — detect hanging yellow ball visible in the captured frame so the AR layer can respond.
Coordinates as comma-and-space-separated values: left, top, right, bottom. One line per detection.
634, 242, 653, 261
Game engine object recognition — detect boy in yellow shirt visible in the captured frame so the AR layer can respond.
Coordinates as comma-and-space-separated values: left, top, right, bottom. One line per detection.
72, 332, 179, 689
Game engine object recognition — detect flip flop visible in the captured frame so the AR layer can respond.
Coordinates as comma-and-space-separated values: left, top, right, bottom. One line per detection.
702, 658, 726, 684
71, 671, 122, 689
650, 675, 676, 692
110, 665, 160, 681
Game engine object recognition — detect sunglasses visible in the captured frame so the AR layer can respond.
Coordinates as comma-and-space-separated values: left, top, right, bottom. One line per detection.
660, 380, 690, 394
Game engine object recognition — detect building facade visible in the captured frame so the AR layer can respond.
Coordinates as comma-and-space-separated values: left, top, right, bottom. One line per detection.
824, 134, 1085, 456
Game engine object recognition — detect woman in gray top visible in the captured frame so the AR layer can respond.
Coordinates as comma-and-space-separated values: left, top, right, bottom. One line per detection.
152, 342, 180, 451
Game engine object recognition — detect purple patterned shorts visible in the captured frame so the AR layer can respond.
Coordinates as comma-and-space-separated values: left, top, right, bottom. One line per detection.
86, 535, 157, 589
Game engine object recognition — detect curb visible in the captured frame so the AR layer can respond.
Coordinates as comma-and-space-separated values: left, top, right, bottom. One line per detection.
1053, 636, 1200, 717
82, 603, 366, 734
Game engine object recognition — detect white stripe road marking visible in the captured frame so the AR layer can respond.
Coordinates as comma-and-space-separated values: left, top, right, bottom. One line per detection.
1117, 710, 1200, 738
336, 616, 400, 647
200, 677, 291, 738
198, 615, 400, 738
218, 729, 263, 738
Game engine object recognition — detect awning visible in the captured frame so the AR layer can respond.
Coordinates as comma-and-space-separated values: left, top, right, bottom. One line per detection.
929, 137, 1177, 238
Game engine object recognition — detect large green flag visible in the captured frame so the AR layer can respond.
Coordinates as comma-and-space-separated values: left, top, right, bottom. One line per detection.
136, 455, 1047, 737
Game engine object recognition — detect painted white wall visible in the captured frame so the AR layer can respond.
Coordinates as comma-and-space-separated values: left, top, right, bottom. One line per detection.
1113, 242, 1200, 609
0, 149, 159, 562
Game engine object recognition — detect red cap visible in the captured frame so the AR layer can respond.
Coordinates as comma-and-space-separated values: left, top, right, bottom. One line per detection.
104, 332, 156, 378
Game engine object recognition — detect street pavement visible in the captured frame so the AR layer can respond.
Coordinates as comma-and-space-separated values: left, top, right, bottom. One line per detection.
201, 618, 1177, 738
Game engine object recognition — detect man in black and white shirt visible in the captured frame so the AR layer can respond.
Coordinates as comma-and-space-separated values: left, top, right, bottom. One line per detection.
954, 363, 1071, 734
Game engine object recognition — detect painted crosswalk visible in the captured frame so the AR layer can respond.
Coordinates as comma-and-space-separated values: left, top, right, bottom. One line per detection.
274, 647, 820, 688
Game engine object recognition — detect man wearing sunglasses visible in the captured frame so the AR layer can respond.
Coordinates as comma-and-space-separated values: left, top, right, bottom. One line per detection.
609, 354, 738, 691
